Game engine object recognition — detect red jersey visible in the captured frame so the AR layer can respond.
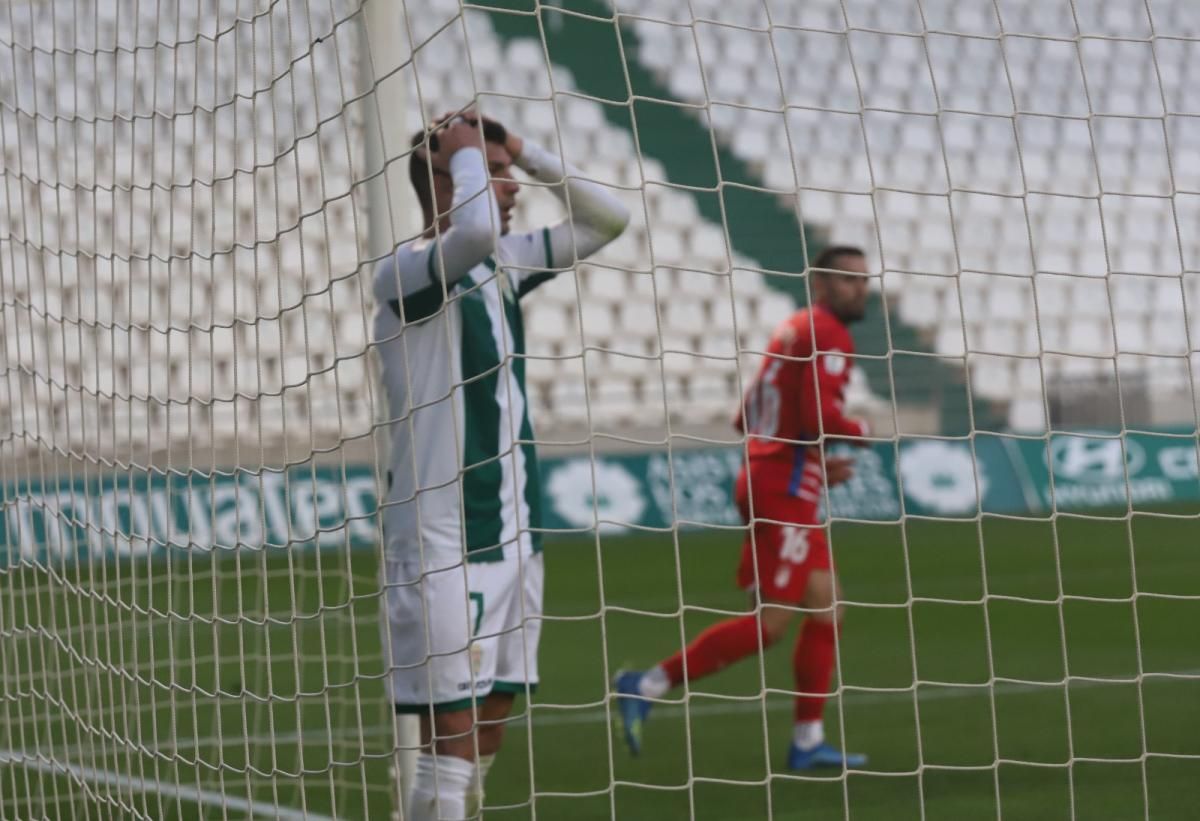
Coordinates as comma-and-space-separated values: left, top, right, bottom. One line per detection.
734, 304, 867, 515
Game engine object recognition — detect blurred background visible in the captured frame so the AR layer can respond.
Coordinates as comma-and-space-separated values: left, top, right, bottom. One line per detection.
2, 1, 1199, 819
4, 0, 1199, 474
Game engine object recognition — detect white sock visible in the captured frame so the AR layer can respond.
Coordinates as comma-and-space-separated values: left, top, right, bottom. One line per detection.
464, 753, 495, 818
409, 752, 475, 821
793, 720, 825, 751
638, 666, 671, 699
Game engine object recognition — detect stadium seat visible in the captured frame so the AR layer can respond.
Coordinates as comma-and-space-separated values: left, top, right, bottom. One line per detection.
627, 0, 1197, 430
6, 0, 1197, 459
970, 357, 1015, 401
1008, 397, 1048, 432
1114, 316, 1151, 356
1149, 307, 1188, 357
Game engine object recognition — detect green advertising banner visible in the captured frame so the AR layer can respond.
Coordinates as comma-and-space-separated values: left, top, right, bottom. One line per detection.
0, 465, 380, 565
1004, 431, 1200, 512
537, 431, 1200, 536
2, 431, 1196, 562
538, 435, 1031, 533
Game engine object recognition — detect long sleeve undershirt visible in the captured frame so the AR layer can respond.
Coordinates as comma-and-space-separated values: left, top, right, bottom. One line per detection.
373, 140, 630, 308
507, 140, 629, 272
372, 147, 497, 305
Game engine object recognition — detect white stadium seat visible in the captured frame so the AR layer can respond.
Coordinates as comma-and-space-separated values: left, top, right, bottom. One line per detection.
5, 0, 1198, 458
629, 0, 1198, 430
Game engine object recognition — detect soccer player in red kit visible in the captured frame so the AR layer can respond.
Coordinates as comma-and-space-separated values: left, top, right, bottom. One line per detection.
614, 246, 872, 770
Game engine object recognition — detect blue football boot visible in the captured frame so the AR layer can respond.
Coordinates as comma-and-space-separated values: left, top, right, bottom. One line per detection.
788, 742, 868, 770
613, 670, 653, 756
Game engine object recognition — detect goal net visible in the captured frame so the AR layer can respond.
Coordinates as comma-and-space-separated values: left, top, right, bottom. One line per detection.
3, 0, 1199, 818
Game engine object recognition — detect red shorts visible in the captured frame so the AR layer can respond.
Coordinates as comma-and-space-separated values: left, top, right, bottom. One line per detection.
734, 467, 832, 603
736, 520, 832, 603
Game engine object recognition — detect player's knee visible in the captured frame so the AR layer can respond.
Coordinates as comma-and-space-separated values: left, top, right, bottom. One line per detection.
431, 733, 478, 760
759, 606, 795, 645
804, 571, 839, 621
476, 720, 507, 756
475, 692, 515, 755
426, 710, 479, 759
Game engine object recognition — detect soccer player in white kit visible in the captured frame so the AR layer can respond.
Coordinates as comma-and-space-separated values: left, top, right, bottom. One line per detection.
373, 110, 629, 820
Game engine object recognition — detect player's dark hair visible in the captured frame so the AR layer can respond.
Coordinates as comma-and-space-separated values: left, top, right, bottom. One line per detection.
811, 245, 865, 274
408, 118, 509, 220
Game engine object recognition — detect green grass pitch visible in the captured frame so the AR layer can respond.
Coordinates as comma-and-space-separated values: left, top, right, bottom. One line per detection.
2, 510, 1198, 819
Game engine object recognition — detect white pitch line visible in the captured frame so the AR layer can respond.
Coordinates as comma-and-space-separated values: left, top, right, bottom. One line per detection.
520, 670, 1200, 729
0, 750, 335, 821
145, 669, 1200, 753
10, 673, 1193, 814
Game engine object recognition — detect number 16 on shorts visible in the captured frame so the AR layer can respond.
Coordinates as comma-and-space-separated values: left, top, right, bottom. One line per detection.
737, 522, 832, 602
774, 527, 811, 589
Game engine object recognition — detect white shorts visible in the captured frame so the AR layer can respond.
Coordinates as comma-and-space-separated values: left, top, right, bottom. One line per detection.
384, 548, 544, 714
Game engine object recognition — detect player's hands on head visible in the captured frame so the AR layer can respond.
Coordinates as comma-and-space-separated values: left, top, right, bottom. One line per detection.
427, 110, 486, 171
823, 454, 856, 487
477, 113, 524, 161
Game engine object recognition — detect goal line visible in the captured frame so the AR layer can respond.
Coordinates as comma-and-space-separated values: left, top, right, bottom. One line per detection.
0, 749, 336, 821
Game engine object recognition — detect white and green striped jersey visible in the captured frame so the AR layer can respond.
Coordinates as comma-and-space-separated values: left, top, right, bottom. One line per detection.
373, 142, 629, 563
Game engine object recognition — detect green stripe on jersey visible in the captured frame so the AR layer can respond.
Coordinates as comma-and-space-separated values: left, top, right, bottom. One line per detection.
516, 226, 558, 299
501, 277, 543, 551
388, 287, 443, 323
388, 239, 446, 323
459, 269, 505, 561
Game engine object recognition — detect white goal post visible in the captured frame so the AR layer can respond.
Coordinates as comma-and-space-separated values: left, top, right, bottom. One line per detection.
357, 0, 422, 813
